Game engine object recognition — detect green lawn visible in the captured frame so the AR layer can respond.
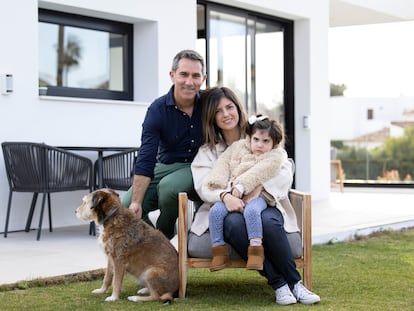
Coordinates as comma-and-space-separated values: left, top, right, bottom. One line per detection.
1, 228, 413, 310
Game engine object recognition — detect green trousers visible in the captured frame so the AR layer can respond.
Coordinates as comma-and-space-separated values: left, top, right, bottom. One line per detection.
122, 162, 199, 239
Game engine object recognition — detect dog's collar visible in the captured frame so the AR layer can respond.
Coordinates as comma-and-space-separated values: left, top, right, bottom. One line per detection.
99, 206, 119, 225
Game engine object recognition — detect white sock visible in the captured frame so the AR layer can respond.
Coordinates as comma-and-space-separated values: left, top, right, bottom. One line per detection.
250, 238, 262, 246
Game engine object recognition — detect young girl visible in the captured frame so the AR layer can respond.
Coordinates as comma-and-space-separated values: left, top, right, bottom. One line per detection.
207, 114, 285, 271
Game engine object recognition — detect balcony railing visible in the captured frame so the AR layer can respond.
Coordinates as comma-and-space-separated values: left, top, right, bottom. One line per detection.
339, 159, 414, 187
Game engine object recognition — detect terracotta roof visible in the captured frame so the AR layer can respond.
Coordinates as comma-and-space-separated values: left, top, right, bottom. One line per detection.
350, 127, 390, 143
391, 121, 414, 129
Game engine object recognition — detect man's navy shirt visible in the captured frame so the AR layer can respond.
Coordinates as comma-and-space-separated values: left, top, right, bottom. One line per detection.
134, 86, 203, 178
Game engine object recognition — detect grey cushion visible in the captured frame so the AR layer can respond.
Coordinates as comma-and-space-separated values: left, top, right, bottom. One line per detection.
188, 230, 302, 259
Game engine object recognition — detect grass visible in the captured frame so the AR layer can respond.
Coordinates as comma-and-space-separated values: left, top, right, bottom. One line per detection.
0, 228, 413, 310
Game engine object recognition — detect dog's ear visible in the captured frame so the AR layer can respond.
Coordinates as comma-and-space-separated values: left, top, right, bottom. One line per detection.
108, 188, 120, 197
91, 192, 103, 209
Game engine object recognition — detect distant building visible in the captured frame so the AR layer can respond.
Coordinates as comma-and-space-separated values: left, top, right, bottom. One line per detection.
345, 125, 404, 150
329, 96, 414, 144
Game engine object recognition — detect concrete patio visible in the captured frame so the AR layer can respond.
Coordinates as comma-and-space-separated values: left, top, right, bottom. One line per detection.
0, 187, 413, 286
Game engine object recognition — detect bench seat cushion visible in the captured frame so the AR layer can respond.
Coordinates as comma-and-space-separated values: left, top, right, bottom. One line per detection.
188, 230, 302, 259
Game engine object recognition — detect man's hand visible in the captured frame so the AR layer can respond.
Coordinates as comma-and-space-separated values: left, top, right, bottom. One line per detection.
130, 175, 150, 219
129, 202, 142, 219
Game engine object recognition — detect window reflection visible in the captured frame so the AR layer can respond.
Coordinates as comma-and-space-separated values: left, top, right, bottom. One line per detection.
202, 8, 285, 125
197, 2, 294, 159
39, 23, 124, 91
255, 21, 284, 124
208, 10, 246, 104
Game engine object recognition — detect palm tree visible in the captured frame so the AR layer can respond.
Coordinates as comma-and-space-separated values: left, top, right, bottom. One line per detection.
56, 26, 82, 86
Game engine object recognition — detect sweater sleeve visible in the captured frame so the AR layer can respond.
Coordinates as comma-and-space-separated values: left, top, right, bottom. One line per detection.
191, 144, 230, 203
205, 143, 234, 190
261, 151, 292, 200
233, 147, 285, 194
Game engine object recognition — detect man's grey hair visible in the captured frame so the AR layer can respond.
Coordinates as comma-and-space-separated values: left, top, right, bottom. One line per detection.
171, 49, 205, 74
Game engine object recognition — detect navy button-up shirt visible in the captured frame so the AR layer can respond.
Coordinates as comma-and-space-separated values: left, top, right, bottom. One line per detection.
134, 86, 203, 178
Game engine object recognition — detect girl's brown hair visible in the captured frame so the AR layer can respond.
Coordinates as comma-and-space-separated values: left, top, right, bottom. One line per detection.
246, 114, 285, 148
200, 87, 248, 149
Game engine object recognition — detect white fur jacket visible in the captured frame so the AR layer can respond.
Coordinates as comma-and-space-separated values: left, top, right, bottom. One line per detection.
206, 138, 284, 197
191, 140, 299, 236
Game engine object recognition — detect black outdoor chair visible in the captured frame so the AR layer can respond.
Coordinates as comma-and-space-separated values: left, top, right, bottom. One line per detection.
2, 142, 93, 240
89, 147, 139, 236
94, 147, 139, 191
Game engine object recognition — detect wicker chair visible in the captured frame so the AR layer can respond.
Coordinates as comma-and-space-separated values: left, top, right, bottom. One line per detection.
2, 142, 93, 240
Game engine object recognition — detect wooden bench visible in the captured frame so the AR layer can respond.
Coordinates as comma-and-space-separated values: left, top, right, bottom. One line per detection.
177, 189, 312, 298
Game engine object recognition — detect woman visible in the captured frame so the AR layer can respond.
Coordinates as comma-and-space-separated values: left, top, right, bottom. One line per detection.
207, 115, 286, 272
190, 86, 320, 305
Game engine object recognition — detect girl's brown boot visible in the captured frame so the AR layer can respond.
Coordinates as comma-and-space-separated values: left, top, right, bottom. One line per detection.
246, 245, 264, 270
210, 245, 230, 272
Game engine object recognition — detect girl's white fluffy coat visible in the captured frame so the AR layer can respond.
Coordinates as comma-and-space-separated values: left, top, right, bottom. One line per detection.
191, 140, 300, 236
206, 138, 284, 196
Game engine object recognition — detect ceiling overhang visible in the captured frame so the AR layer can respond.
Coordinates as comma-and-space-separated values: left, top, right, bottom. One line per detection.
330, 0, 414, 27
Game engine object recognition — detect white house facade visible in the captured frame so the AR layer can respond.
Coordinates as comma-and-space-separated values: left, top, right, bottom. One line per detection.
0, 0, 413, 233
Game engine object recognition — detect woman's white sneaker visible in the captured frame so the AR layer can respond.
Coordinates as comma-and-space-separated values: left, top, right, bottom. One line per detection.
275, 284, 297, 305
292, 281, 320, 304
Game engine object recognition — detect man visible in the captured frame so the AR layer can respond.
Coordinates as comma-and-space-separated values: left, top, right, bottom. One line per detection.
122, 49, 206, 239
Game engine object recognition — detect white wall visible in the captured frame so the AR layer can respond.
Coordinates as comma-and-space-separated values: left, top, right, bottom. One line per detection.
0, 0, 330, 233
0, 0, 198, 232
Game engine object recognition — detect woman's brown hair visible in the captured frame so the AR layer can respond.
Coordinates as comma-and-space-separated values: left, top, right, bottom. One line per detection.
200, 87, 247, 149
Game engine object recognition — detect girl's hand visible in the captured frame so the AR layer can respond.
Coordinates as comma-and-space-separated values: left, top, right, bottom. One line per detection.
231, 187, 243, 199
243, 185, 264, 204
223, 193, 245, 213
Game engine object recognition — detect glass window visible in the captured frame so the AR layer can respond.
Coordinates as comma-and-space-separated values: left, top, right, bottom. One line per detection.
254, 20, 285, 123
38, 9, 133, 100
197, 2, 294, 156
208, 10, 246, 96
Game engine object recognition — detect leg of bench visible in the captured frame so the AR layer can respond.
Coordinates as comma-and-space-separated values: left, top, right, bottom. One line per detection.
302, 192, 312, 289
178, 192, 189, 298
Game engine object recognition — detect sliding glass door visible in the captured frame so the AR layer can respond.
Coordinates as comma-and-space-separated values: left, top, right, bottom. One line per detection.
197, 2, 294, 155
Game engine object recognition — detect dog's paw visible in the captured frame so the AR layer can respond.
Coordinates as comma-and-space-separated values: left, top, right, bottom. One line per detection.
92, 288, 107, 294
137, 287, 149, 295
104, 295, 118, 302
128, 295, 142, 302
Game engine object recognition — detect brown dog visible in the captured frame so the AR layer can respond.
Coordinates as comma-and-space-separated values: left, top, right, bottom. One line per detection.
76, 189, 179, 303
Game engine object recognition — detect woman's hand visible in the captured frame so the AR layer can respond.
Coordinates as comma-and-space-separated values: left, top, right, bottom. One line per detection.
243, 185, 264, 204
223, 193, 245, 213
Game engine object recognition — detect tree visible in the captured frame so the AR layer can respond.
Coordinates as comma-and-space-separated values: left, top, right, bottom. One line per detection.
333, 129, 414, 182
330, 83, 347, 96
372, 129, 414, 161
56, 26, 82, 86
370, 128, 414, 180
